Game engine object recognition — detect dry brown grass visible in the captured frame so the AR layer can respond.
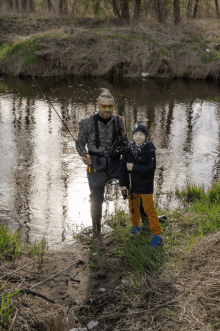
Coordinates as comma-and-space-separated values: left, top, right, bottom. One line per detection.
1, 15, 220, 79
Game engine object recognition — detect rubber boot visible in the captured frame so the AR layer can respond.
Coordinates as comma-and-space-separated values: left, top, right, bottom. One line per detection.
92, 219, 101, 238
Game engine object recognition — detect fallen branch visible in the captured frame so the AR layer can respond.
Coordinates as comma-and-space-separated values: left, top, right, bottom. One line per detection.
0, 260, 37, 280
20, 289, 55, 304
30, 260, 80, 290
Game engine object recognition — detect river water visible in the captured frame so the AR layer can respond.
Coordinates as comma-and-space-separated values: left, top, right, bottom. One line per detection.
0, 76, 220, 250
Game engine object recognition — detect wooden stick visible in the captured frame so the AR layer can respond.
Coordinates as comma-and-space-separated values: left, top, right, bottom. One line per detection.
30, 260, 80, 290
20, 289, 55, 304
0, 260, 37, 280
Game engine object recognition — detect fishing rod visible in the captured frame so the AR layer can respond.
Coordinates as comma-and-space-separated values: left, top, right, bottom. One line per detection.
15, 52, 87, 157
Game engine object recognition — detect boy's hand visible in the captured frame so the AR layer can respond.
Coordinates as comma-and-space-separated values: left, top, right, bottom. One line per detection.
127, 163, 133, 171
120, 187, 128, 200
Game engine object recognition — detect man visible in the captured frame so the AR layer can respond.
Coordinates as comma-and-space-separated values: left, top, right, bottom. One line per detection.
76, 88, 126, 237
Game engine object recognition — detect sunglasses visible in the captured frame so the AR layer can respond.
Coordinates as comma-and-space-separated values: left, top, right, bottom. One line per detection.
100, 104, 114, 109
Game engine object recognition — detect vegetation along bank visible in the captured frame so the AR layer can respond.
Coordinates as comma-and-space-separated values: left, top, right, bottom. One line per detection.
1, 15, 220, 79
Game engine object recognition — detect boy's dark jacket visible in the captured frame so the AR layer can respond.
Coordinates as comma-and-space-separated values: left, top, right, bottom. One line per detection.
119, 142, 156, 194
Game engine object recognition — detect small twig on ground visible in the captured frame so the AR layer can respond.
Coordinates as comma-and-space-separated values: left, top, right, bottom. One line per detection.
71, 265, 86, 281
8, 307, 18, 331
0, 260, 37, 280
30, 260, 80, 290
20, 289, 55, 304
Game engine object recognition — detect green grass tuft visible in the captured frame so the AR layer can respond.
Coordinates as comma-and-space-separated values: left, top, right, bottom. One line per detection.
0, 224, 22, 258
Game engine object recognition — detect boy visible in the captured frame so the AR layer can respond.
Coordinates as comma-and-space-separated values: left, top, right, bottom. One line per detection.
119, 121, 163, 248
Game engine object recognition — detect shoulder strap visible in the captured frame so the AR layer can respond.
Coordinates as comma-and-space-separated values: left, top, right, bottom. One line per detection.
94, 114, 100, 149
112, 116, 118, 144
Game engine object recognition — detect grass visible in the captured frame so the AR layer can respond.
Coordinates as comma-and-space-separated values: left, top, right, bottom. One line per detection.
155, 48, 169, 60
201, 51, 220, 62
0, 224, 22, 258
0, 281, 19, 327
0, 224, 47, 329
84, 180, 220, 288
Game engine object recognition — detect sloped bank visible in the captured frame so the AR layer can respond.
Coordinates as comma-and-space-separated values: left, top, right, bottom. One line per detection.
0, 16, 220, 79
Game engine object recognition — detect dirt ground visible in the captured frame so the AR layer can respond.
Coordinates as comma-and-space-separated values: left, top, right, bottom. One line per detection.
2, 210, 220, 330
1, 15, 220, 79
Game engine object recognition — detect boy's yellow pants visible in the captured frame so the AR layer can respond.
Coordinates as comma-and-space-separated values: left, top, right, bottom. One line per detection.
128, 193, 161, 236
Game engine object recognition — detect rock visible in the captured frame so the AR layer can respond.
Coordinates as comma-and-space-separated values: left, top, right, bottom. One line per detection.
70, 328, 87, 331
98, 288, 106, 292
141, 72, 149, 77
86, 298, 94, 305
87, 320, 99, 330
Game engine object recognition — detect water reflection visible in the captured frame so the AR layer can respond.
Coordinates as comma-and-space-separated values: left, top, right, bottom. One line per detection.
0, 77, 220, 250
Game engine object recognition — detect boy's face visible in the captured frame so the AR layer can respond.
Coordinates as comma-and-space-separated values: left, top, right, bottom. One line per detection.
133, 131, 146, 146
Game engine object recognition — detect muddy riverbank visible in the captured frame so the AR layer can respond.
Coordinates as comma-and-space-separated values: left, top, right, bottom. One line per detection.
0, 15, 220, 79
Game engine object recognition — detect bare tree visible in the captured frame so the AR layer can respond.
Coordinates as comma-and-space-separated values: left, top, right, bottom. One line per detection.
59, 0, 68, 14
15, 0, 20, 11
111, 0, 121, 18
214, 0, 220, 18
174, 0, 180, 24
29, 0, 35, 12
21, 0, 28, 12
154, 0, 167, 22
92, 0, 100, 15
47, 0, 55, 12
7, 0, 13, 10
193, 0, 199, 18
134, 0, 142, 20
186, 0, 192, 18
121, 0, 130, 20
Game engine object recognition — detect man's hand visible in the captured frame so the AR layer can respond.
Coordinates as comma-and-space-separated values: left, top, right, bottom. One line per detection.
82, 154, 92, 166
127, 163, 133, 171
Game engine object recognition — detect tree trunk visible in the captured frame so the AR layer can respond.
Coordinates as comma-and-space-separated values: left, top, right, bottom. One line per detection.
121, 0, 129, 20
92, 0, 100, 15
111, 0, 121, 18
47, 0, 52, 11
134, 0, 142, 20
59, 0, 68, 14
155, 0, 166, 22
29, 0, 35, 12
15, 0, 20, 11
214, 0, 220, 18
21, 0, 28, 12
7, 0, 13, 10
186, 0, 192, 18
193, 0, 199, 18
174, 0, 180, 24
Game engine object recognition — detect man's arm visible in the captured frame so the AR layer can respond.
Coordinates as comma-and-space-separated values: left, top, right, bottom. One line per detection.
75, 119, 92, 165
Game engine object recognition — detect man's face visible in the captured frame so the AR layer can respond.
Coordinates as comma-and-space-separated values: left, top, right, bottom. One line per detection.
98, 97, 114, 119
133, 131, 146, 146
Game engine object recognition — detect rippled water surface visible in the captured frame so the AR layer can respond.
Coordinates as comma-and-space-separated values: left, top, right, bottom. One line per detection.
0, 76, 219, 249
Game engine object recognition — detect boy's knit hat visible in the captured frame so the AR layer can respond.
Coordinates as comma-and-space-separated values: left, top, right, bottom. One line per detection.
132, 121, 148, 137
